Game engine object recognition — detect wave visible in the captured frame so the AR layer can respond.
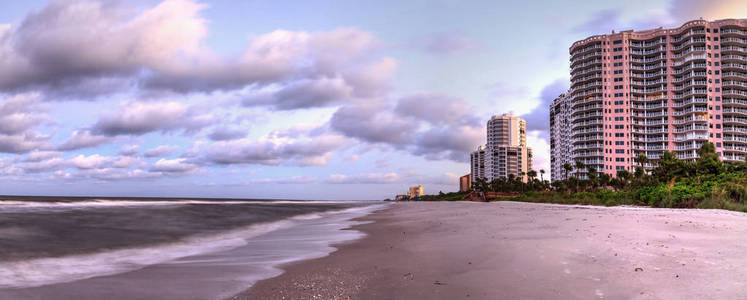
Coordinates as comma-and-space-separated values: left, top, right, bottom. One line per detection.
0, 203, 386, 289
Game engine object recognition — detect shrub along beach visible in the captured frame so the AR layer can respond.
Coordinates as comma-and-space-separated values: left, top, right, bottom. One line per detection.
431, 142, 747, 212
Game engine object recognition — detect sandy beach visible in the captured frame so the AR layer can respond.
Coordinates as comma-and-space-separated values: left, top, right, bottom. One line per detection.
235, 201, 747, 300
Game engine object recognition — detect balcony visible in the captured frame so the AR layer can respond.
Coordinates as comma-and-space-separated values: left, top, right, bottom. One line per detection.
675, 125, 708, 133
674, 134, 708, 141
673, 107, 707, 116
724, 135, 747, 143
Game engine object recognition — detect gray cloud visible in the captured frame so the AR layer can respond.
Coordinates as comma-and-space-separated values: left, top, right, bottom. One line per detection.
201, 126, 347, 166
92, 101, 214, 136
0, 0, 389, 101
149, 158, 197, 173
519, 79, 568, 139
143, 145, 179, 158
56, 129, 114, 151
242, 77, 353, 110
207, 127, 247, 141
331, 93, 483, 162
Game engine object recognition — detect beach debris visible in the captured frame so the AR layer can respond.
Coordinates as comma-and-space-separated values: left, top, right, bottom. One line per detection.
634, 267, 644, 272
403, 273, 414, 280
434, 280, 447, 285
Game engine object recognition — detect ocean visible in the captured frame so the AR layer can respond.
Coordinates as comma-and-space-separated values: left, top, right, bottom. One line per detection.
0, 198, 386, 299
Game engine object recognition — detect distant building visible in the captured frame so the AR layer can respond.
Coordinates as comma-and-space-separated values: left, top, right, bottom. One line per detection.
470, 145, 486, 181
550, 93, 573, 181
459, 174, 472, 192
408, 185, 424, 198
471, 113, 533, 183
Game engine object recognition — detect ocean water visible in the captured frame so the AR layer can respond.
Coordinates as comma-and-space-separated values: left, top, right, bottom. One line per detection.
0, 198, 386, 300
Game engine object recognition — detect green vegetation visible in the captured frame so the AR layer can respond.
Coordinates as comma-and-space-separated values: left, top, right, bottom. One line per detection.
470, 142, 747, 212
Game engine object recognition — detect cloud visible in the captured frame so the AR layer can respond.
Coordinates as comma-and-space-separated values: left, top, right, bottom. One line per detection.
668, 0, 747, 23
411, 32, 482, 55
331, 93, 483, 162
0, 93, 47, 135
201, 126, 347, 166
92, 101, 214, 136
150, 158, 197, 173
0, 132, 50, 154
0, 0, 208, 95
519, 79, 569, 139
143, 145, 179, 157
250, 176, 317, 184
56, 129, 114, 151
242, 77, 353, 110
330, 101, 413, 145
207, 126, 247, 141
326, 172, 400, 184
0, 93, 51, 154
0, 0, 388, 100
119, 144, 139, 156
395, 93, 479, 126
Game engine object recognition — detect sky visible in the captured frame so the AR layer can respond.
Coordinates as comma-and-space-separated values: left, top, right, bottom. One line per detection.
0, 0, 745, 200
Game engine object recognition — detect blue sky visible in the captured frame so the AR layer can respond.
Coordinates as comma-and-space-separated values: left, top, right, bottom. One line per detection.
0, 0, 744, 200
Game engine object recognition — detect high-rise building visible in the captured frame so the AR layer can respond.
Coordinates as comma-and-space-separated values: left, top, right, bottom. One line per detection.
565, 18, 747, 178
408, 185, 424, 198
550, 93, 573, 181
471, 113, 533, 182
459, 174, 472, 192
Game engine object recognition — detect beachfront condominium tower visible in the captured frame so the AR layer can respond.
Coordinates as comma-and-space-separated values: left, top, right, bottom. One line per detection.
550, 93, 573, 181
566, 18, 747, 178
471, 113, 533, 183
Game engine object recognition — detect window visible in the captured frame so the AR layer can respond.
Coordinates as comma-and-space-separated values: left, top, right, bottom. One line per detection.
716, 133, 721, 138
614, 108, 624, 113
614, 77, 623, 82
714, 37, 719, 41
614, 100, 624, 105
717, 142, 722, 147
613, 40, 622, 44
715, 62, 720, 66
716, 87, 721, 92
615, 133, 625, 137
614, 70, 623, 74
615, 149, 625, 154
614, 85, 623, 90
615, 141, 624, 145
616, 166, 625, 170
613, 62, 623, 67
615, 158, 625, 162
614, 125, 624, 129
714, 29, 719, 33
716, 70, 720, 75
614, 93, 624, 97
716, 79, 721, 83
715, 45, 720, 49
716, 96, 721, 101
615, 117, 624, 121
716, 105, 721, 110
613, 55, 623, 60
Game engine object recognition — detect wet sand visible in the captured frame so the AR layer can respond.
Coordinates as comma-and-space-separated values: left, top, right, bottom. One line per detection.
235, 201, 747, 300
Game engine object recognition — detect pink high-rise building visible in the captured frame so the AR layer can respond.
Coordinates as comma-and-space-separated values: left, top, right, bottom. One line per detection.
564, 18, 747, 178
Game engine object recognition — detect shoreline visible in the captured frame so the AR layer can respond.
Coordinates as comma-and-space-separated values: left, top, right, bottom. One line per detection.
234, 201, 747, 299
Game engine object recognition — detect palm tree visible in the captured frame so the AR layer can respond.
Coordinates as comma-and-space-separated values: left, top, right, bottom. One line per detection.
587, 167, 598, 191
539, 169, 546, 182
575, 161, 585, 178
563, 163, 573, 180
